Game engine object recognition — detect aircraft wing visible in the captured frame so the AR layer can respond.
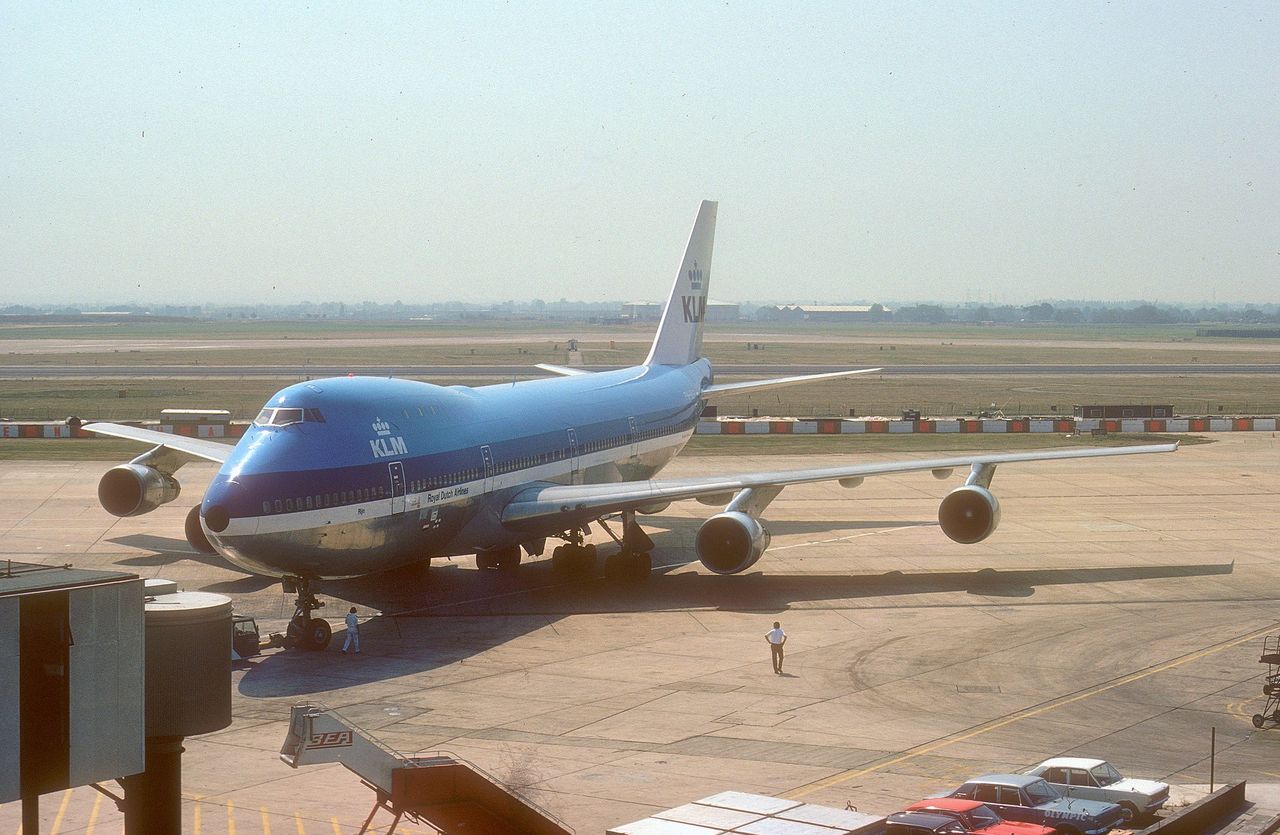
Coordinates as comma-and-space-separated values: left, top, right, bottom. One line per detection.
82, 422, 234, 464
501, 442, 1177, 530
701, 367, 881, 399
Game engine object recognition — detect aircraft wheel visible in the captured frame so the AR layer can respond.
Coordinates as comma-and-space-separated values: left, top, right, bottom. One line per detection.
476, 552, 498, 570
495, 546, 521, 570
1264, 684, 1274, 696
305, 618, 332, 651
1254, 713, 1266, 728
605, 551, 651, 583
184, 505, 216, 554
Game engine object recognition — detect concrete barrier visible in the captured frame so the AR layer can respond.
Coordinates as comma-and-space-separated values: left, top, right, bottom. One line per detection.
1136, 780, 1247, 834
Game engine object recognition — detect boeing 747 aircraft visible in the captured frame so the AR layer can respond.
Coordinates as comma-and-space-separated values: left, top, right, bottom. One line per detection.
87, 201, 1176, 649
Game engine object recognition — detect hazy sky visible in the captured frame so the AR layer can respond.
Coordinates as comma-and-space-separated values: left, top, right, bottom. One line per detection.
3, 2, 1277, 306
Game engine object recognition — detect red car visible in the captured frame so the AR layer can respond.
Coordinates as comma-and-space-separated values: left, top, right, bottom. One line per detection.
902, 799, 1057, 835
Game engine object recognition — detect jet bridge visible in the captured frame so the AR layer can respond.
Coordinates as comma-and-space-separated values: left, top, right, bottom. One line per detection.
280, 703, 573, 835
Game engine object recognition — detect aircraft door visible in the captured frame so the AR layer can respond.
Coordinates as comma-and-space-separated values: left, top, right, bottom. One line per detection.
388, 461, 406, 514
628, 416, 638, 458
480, 444, 495, 492
567, 428, 580, 484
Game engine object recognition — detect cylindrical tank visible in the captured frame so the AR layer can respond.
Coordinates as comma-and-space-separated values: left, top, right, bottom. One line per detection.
142, 591, 232, 737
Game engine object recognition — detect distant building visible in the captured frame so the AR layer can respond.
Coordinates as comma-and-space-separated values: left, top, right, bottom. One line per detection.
622, 300, 740, 322
757, 304, 892, 322
1073, 404, 1174, 419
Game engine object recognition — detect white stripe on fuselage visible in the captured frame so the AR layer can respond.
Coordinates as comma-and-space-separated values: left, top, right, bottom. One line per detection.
220, 428, 693, 537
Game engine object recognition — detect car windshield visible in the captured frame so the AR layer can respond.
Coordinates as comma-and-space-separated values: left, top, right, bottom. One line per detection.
1025, 780, 1061, 804
1091, 763, 1123, 786
965, 805, 1001, 825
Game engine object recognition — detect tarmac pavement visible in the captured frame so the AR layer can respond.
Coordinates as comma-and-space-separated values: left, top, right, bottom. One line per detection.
1, 432, 1278, 834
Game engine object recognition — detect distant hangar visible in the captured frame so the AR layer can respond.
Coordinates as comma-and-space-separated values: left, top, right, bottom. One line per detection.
757, 303, 892, 322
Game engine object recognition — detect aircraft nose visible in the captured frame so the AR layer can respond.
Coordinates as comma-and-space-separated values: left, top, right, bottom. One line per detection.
203, 503, 230, 533
201, 478, 241, 534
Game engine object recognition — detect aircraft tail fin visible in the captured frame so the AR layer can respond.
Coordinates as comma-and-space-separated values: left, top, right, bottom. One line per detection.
644, 200, 717, 366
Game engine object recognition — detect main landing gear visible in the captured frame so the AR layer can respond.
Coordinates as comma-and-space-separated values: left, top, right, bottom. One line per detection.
282, 575, 331, 651
476, 544, 522, 570
550, 526, 597, 574
600, 511, 655, 584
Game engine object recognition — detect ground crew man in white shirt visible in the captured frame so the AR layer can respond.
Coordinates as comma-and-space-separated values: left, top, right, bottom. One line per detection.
765, 621, 786, 674
342, 606, 361, 654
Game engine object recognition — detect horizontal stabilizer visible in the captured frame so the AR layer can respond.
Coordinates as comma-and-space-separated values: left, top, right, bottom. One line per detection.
702, 367, 881, 399
534, 363, 593, 377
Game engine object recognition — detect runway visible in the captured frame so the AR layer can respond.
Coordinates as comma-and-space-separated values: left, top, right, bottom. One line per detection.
2, 434, 1279, 833
2, 362, 1279, 378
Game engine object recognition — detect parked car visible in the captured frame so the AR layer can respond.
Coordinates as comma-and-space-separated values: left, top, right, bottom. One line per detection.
886, 811, 977, 835
944, 774, 1124, 835
902, 798, 1056, 834
1025, 757, 1169, 823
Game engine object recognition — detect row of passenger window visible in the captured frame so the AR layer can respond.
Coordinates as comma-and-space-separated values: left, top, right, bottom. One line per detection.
262, 485, 385, 514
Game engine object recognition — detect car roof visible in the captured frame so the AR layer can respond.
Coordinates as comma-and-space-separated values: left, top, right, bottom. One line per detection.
971, 773, 1040, 787
908, 798, 983, 813
1034, 757, 1107, 770
887, 811, 962, 831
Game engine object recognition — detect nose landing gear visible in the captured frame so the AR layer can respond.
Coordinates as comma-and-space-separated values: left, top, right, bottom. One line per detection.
282, 575, 331, 651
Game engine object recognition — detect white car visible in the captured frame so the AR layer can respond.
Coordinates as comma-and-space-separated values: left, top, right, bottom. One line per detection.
1025, 758, 1169, 823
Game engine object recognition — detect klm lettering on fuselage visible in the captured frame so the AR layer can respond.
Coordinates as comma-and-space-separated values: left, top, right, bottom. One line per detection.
682, 295, 707, 323
370, 436, 408, 458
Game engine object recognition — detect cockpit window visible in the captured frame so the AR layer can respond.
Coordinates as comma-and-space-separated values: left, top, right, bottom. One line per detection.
270, 408, 304, 426
254, 407, 321, 427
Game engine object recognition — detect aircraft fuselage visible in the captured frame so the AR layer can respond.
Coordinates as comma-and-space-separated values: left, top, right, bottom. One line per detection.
202, 360, 710, 578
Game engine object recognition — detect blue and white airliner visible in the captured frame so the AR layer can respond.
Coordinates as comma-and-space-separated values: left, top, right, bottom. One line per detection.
87, 201, 1176, 649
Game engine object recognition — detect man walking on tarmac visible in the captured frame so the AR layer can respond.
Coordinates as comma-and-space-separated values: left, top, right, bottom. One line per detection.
765, 621, 786, 674
342, 606, 361, 654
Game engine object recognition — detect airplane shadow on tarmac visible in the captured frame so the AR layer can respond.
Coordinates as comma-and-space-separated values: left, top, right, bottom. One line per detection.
235, 517, 1235, 698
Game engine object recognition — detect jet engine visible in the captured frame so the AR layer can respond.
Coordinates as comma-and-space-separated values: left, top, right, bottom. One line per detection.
695, 511, 771, 574
636, 501, 670, 514
938, 484, 1001, 544
97, 464, 181, 518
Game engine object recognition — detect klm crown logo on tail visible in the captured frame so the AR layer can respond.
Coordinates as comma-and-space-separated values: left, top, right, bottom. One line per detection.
688, 260, 704, 292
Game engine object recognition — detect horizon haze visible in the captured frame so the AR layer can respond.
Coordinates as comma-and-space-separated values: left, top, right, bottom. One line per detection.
3, 3, 1277, 307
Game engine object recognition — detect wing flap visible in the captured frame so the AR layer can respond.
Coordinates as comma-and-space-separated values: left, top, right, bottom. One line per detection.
82, 422, 234, 463
502, 442, 1177, 530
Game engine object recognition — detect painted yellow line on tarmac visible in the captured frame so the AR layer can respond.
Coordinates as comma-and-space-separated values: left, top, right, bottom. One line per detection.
86, 791, 102, 834
330, 816, 341, 834
227, 799, 236, 835
49, 789, 71, 835
261, 806, 272, 835
788, 621, 1278, 799
193, 794, 203, 835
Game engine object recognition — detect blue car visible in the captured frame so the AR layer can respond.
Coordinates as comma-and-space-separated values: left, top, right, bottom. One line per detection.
946, 774, 1124, 835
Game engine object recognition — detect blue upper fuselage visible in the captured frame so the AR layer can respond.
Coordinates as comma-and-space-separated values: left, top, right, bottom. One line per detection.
201, 360, 709, 556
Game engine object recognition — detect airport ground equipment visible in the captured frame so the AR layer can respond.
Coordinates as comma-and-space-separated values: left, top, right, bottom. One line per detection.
608, 790, 884, 834
1253, 634, 1280, 728
280, 703, 573, 834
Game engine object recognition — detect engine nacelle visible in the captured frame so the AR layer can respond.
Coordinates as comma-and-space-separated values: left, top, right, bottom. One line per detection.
98, 464, 181, 518
636, 501, 670, 515
938, 484, 1001, 544
695, 511, 772, 575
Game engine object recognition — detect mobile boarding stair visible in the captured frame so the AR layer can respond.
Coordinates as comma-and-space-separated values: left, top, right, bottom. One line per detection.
280, 703, 574, 835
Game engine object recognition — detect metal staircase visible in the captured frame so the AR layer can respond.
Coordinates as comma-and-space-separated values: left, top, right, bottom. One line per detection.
280, 703, 573, 835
